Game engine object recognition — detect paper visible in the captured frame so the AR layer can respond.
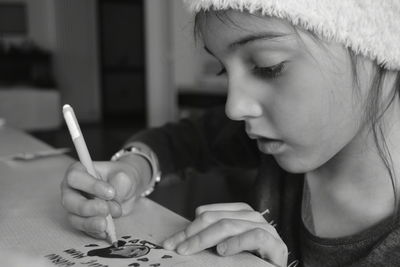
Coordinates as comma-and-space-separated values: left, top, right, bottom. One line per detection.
0, 192, 267, 267
44, 236, 189, 267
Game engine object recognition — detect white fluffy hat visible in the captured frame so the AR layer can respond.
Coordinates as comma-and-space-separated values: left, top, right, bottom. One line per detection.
184, 0, 400, 70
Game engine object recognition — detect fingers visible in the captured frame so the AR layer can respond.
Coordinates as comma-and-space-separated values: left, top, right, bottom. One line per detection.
107, 200, 122, 218
62, 160, 138, 219
170, 219, 273, 255
163, 209, 267, 250
217, 228, 288, 267
62, 185, 109, 217
106, 171, 137, 217
195, 202, 253, 216
61, 160, 142, 240
108, 172, 136, 203
162, 203, 287, 264
164, 210, 265, 249
68, 214, 107, 239
88, 161, 139, 205
66, 162, 115, 200
119, 196, 137, 216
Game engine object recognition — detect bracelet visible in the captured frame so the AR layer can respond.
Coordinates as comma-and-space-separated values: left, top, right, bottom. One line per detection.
111, 146, 161, 197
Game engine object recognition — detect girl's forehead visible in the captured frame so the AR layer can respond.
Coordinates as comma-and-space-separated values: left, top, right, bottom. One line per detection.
200, 10, 294, 36
199, 10, 298, 51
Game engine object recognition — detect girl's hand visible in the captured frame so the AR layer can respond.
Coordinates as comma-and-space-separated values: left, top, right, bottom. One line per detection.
162, 203, 288, 267
61, 156, 150, 239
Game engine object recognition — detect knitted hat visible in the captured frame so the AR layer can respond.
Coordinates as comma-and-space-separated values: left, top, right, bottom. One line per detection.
184, 0, 400, 70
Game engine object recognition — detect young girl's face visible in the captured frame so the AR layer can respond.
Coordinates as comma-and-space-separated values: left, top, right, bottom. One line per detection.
199, 10, 372, 173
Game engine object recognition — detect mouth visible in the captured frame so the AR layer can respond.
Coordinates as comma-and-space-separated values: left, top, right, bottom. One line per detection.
247, 132, 279, 141
247, 133, 284, 154
257, 138, 284, 154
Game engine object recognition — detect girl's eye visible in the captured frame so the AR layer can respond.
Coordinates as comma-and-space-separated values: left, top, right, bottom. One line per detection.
216, 62, 287, 78
252, 61, 287, 79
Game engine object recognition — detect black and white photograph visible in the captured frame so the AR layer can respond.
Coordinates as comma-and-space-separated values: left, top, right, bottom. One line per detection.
0, 1, 400, 266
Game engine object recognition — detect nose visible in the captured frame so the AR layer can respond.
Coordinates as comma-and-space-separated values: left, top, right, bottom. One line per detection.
225, 82, 263, 121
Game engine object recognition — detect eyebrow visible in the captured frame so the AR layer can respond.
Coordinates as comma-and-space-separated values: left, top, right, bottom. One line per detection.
229, 32, 291, 49
204, 32, 291, 55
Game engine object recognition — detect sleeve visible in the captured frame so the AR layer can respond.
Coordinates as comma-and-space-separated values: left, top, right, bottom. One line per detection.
126, 106, 261, 175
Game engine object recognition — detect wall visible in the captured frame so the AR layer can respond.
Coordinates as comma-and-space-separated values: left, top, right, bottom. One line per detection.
0, 0, 101, 122
0, 1, 221, 126
27, 0, 56, 51
0, 0, 56, 50
171, 0, 199, 90
53, 0, 101, 122
145, 0, 177, 127
144, 0, 227, 127
171, 0, 227, 94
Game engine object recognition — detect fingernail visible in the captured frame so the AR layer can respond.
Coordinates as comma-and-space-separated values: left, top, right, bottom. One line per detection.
104, 186, 114, 199
177, 243, 188, 255
217, 243, 226, 255
95, 182, 114, 199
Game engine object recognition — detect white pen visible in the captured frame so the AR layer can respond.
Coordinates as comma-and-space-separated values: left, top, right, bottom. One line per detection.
62, 104, 118, 247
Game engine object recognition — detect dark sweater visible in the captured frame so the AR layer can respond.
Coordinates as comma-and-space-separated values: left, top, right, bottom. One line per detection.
129, 107, 400, 267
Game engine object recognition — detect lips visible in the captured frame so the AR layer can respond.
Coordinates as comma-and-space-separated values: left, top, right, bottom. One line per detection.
247, 132, 280, 142
257, 138, 284, 154
257, 137, 281, 143
246, 132, 284, 154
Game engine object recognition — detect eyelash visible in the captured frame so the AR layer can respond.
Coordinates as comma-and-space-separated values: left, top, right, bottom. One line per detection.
217, 61, 287, 79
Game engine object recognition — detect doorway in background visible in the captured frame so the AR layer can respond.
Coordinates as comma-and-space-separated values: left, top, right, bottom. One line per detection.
98, 0, 146, 126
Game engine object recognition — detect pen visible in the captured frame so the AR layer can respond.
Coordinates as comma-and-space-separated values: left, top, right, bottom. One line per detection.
62, 104, 118, 247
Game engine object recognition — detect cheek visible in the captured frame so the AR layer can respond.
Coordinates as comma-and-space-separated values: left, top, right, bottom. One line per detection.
269, 76, 362, 172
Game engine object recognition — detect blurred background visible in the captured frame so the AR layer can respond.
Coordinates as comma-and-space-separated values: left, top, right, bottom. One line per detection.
0, 0, 256, 219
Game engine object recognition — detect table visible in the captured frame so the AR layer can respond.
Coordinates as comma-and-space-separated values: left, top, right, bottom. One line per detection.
0, 126, 269, 266
0, 88, 61, 130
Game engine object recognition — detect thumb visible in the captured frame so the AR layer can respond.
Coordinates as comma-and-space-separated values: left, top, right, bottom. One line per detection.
108, 172, 137, 204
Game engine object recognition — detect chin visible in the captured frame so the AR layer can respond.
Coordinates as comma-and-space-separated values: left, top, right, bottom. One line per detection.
273, 154, 319, 174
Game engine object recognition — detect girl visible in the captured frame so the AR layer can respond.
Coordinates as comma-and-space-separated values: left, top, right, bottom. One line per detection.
61, 0, 400, 266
